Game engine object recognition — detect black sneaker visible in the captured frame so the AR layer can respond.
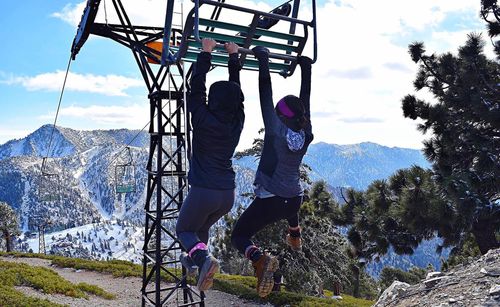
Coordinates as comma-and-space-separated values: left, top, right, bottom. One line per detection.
237, 3, 292, 41
258, 3, 292, 29
197, 255, 220, 291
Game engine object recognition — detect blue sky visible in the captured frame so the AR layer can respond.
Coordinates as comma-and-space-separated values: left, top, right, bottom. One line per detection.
0, 0, 491, 149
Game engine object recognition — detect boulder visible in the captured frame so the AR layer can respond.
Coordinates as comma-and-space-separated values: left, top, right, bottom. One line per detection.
373, 281, 410, 306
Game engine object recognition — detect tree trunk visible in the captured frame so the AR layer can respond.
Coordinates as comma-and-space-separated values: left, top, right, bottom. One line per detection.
472, 221, 499, 255
352, 264, 360, 298
3, 231, 12, 252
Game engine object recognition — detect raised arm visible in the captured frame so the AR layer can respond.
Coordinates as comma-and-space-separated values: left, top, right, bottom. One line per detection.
297, 56, 312, 119
188, 39, 216, 125
225, 42, 241, 85
253, 46, 278, 133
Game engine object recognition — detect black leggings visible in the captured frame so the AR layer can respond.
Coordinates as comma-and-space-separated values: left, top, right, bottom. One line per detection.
231, 195, 302, 255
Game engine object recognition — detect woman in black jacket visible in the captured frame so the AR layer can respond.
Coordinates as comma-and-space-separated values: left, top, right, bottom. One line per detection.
176, 38, 244, 291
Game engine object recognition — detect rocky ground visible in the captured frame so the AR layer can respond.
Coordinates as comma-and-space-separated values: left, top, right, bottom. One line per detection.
374, 248, 500, 307
0, 256, 271, 307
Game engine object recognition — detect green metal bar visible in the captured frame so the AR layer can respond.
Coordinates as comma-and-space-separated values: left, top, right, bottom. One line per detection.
198, 18, 303, 41
173, 47, 289, 71
192, 32, 298, 52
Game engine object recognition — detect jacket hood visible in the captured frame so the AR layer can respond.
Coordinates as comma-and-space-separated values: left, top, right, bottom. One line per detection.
208, 81, 244, 123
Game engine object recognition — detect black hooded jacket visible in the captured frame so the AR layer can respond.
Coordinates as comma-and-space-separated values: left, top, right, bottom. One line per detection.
187, 52, 245, 190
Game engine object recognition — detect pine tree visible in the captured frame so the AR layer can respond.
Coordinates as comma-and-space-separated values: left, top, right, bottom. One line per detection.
0, 202, 20, 252
402, 31, 500, 253
336, 166, 451, 294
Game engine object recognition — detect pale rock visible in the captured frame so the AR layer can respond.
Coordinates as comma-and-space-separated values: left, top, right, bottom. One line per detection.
427, 271, 444, 279
489, 284, 500, 296
424, 276, 448, 289
373, 281, 410, 307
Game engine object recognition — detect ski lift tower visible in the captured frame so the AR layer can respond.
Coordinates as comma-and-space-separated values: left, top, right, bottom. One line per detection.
30, 216, 53, 255
71, 1, 199, 306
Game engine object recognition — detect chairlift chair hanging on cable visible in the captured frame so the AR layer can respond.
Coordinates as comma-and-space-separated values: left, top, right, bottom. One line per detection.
115, 146, 136, 194
39, 157, 61, 203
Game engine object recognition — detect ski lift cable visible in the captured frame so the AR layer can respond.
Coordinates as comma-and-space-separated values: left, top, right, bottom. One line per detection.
103, 0, 109, 25
102, 122, 148, 172
101, 92, 176, 173
43, 55, 73, 172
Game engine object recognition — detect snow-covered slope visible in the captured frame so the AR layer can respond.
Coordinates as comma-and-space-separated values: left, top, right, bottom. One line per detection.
19, 219, 144, 263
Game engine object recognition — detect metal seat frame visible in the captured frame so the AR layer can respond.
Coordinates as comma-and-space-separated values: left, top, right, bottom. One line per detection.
39, 157, 60, 203
115, 146, 136, 194
161, 0, 317, 77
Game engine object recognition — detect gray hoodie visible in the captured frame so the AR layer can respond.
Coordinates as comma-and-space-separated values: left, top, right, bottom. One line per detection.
253, 54, 313, 198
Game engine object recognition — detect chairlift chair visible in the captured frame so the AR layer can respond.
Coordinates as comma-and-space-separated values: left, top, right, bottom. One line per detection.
39, 157, 60, 203
147, 0, 317, 77
115, 147, 136, 194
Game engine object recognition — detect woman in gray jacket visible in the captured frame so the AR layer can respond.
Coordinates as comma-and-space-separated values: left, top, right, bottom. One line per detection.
231, 46, 313, 298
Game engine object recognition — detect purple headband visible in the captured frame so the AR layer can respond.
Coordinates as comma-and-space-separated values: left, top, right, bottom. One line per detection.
277, 98, 295, 118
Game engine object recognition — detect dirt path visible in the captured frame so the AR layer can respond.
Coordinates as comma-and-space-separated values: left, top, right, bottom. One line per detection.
0, 256, 271, 307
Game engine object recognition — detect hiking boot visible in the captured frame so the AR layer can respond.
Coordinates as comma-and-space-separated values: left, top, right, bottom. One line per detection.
286, 234, 302, 251
180, 252, 198, 277
196, 255, 220, 291
252, 253, 279, 298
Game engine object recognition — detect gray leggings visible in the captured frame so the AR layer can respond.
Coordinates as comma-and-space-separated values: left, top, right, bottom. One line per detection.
176, 186, 235, 251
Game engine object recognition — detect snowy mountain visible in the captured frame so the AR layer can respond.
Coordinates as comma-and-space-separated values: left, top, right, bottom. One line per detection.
235, 142, 429, 189
1, 125, 439, 274
0, 125, 150, 231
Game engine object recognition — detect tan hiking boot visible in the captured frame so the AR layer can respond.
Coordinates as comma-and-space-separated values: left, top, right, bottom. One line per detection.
286, 234, 302, 251
252, 253, 279, 298
196, 255, 219, 291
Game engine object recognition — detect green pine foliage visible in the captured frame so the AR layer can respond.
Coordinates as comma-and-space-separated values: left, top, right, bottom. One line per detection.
338, 166, 443, 259
335, 166, 452, 297
378, 266, 427, 291
402, 28, 500, 253
441, 233, 482, 271
0, 202, 20, 252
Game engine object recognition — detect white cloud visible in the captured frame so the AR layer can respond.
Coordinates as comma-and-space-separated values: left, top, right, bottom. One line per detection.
51, 2, 88, 27
4, 71, 143, 96
40, 104, 148, 127
0, 127, 30, 145
52, 0, 192, 28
